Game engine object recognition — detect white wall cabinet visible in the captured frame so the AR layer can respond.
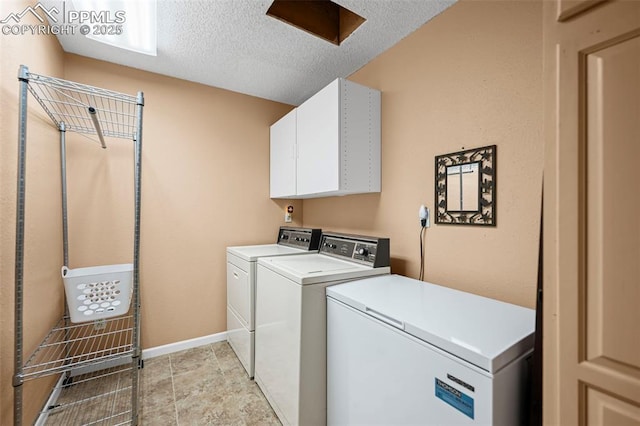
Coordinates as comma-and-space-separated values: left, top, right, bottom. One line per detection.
270, 78, 381, 199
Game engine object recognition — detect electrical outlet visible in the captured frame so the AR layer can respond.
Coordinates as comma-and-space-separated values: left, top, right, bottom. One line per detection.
419, 205, 430, 227
93, 319, 106, 330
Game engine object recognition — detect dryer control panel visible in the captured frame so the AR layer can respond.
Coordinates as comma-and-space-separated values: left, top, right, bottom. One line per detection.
277, 227, 322, 251
320, 233, 390, 268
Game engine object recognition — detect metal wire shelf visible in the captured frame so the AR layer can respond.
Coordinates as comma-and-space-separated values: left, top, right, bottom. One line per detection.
26, 71, 139, 141
14, 65, 143, 425
21, 315, 134, 381
42, 365, 133, 426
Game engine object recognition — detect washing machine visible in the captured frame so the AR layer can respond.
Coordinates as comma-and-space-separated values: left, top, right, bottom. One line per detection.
326, 274, 535, 425
226, 227, 321, 378
254, 232, 391, 426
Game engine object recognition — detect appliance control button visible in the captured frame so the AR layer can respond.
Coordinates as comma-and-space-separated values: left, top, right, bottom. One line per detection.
358, 248, 369, 256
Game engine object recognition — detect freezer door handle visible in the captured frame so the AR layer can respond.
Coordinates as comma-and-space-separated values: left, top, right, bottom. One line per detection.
365, 306, 404, 330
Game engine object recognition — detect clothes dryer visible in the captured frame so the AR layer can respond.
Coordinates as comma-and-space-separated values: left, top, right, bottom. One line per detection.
226, 227, 321, 377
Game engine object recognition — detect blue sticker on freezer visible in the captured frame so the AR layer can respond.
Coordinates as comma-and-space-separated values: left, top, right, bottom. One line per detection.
435, 378, 474, 419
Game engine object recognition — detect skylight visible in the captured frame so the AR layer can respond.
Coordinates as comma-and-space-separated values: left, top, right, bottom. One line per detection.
72, 0, 157, 56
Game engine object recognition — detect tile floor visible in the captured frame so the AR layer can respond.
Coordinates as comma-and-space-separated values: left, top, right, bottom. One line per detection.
47, 342, 280, 425
141, 342, 280, 425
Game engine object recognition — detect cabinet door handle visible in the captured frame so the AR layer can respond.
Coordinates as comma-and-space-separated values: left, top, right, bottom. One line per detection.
233, 272, 239, 279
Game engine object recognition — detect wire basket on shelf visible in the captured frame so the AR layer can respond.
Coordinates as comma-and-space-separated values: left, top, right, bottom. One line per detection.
61, 263, 133, 323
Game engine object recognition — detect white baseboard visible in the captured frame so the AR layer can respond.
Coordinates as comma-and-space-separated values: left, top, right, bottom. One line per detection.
142, 331, 228, 360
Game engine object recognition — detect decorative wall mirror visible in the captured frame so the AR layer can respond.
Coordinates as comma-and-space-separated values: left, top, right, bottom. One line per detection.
435, 145, 496, 226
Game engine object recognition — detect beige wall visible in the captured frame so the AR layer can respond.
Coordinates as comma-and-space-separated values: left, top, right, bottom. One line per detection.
62, 55, 298, 350
0, 1, 66, 423
303, 0, 543, 308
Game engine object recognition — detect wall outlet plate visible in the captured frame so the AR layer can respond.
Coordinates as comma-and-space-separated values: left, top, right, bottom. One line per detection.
419, 205, 430, 227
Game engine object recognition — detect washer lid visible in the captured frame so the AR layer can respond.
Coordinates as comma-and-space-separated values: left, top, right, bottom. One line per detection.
227, 244, 308, 261
258, 254, 390, 285
326, 274, 535, 374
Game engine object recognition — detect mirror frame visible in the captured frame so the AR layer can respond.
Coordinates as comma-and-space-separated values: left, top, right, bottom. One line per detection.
435, 145, 497, 226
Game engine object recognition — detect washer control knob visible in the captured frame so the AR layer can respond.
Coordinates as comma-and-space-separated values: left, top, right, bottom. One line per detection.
358, 247, 369, 256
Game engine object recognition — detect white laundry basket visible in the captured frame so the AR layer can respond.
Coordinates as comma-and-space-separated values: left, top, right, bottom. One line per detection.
62, 263, 133, 323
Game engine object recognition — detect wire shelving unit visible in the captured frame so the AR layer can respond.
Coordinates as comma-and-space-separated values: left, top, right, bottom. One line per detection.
13, 65, 144, 426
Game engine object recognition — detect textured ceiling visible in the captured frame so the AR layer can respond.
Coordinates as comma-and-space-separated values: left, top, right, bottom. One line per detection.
47, 0, 456, 105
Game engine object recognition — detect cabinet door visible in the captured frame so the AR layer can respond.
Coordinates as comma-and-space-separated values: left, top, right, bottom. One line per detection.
296, 79, 340, 195
270, 109, 297, 198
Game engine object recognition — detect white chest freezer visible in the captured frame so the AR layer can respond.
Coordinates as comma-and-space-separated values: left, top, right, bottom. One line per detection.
326, 274, 535, 426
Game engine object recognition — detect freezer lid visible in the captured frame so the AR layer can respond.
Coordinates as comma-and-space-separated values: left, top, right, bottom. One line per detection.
226, 244, 308, 261
326, 274, 535, 373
